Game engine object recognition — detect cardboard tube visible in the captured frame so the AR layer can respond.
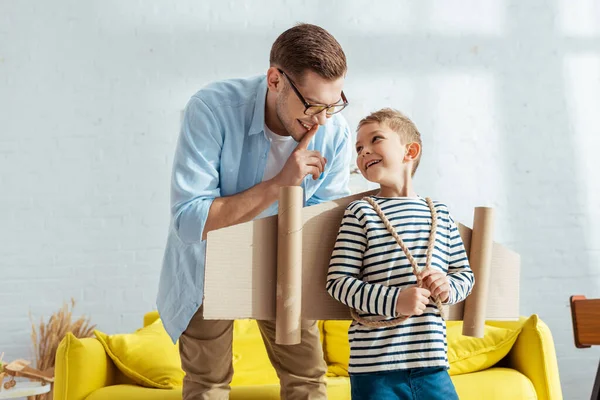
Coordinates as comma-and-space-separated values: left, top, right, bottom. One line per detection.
276, 186, 303, 345
462, 207, 495, 338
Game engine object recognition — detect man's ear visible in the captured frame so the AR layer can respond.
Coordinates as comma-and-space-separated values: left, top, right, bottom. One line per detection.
266, 67, 283, 93
404, 142, 421, 162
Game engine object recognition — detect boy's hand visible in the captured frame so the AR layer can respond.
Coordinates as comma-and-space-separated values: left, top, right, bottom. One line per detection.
395, 287, 430, 317
420, 270, 450, 303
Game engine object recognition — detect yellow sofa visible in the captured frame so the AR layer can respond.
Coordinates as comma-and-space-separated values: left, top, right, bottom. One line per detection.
54, 312, 562, 400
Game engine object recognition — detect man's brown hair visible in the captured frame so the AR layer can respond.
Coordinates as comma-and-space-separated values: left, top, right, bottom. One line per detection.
358, 108, 423, 176
270, 23, 347, 82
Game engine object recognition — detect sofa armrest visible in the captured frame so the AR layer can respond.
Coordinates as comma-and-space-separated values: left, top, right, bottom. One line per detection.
506, 315, 563, 400
54, 333, 118, 400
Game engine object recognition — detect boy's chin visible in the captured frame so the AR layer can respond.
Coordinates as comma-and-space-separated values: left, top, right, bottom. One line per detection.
364, 175, 384, 185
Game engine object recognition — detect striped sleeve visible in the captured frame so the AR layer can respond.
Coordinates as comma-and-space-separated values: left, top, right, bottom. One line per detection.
445, 213, 475, 305
326, 204, 401, 318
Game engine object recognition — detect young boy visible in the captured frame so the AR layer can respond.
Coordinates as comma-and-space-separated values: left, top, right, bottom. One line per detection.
326, 108, 475, 400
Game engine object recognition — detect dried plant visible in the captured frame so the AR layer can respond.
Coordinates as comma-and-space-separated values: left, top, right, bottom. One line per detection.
29, 298, 96, 400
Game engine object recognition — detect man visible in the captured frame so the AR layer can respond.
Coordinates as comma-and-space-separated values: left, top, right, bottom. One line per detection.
157, 23, 352, 399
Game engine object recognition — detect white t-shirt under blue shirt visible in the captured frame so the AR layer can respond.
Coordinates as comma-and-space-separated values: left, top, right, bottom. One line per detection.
262, 123, 297, 181
254, 123, 298, 220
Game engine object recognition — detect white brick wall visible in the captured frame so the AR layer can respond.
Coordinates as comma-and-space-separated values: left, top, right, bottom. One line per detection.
1, 1, 599, 398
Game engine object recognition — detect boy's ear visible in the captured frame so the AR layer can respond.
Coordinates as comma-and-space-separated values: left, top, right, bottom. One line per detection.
404, 142, 421, 162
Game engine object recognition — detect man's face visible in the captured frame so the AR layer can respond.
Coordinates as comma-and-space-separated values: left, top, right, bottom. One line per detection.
275, 70, 345, 142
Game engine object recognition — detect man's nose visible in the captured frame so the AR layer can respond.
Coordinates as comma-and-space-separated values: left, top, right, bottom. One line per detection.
312, 109, 328, 126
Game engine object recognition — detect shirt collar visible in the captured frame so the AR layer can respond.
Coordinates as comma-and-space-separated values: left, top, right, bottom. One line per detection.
249, 76, 268, 136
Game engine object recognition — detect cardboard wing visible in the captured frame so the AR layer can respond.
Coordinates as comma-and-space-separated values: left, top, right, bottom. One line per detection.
205, 190, 520, 330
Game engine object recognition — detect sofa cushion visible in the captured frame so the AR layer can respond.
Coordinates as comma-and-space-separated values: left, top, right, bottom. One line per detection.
85, 377, 350, 400
83, 369, 533, 400
322, 320, 352, 377
85, 385, 182, 400
452, 367, 537, 400
322, 317, 526, 377
446, 319, 524, 375
94, 320, 184, 389
55, 333, 119, 400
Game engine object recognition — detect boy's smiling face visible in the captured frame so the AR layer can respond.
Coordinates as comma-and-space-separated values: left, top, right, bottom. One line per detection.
355, 122, 420, 187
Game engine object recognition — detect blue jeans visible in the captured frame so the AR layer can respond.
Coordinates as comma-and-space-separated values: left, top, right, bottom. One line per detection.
350, 367, 459, 400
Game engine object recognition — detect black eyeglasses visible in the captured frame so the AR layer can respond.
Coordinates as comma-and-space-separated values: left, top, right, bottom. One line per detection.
277, 68, 349, 116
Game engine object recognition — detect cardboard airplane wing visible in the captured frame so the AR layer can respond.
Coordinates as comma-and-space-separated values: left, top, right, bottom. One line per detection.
205, 189, 520, 341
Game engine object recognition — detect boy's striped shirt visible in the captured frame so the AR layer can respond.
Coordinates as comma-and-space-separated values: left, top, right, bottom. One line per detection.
326, 196, 474, 374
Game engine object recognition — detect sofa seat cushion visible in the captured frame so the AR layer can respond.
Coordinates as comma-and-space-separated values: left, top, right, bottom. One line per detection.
229, 377, 349, 400
85, 377, 350, 400
86, 385, 182, 400
452, 367, 537, 400
85, 369, 533, 400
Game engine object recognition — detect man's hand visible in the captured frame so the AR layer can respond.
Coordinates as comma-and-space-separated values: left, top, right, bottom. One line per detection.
395, 287, 431, 317
203, 125, 326, 240
420, 269, 450, 303
273, 124, 327, 187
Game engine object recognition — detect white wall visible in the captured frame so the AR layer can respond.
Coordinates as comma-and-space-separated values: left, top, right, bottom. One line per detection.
1, 1, 599, 398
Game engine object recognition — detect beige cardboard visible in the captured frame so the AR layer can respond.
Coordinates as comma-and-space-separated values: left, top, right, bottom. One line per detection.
485, 242, 520, 320
276, 187, 303, 345
204, 190, 520, 322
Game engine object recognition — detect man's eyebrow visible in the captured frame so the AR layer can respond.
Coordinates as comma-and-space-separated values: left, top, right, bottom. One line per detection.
305, 97, 325, 104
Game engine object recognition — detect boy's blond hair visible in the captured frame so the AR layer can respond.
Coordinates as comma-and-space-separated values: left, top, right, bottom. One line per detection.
357, 108, 422, 176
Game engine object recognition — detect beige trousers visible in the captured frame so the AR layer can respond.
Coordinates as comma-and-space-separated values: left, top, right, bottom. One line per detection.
179, 306, 327, 400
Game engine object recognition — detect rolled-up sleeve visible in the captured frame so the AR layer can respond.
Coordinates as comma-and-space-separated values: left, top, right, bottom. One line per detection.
171, 96, 223, 244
